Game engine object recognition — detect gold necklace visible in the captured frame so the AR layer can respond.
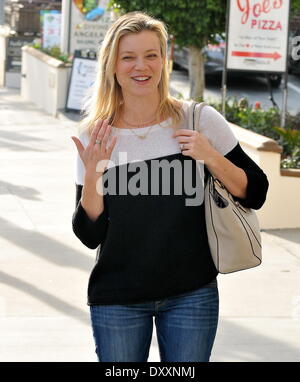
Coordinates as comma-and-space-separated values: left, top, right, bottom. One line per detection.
121, 115, 159, 139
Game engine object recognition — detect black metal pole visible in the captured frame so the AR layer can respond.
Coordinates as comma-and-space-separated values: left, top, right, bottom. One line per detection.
221, 0, 230, 117
67, 0, 72, 54
281, 0, 292, 128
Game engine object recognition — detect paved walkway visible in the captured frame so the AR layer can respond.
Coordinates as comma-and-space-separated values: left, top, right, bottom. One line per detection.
0, 86, 300, 362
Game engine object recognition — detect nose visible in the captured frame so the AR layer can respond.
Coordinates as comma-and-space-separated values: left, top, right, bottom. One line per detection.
134, 57, 147, 70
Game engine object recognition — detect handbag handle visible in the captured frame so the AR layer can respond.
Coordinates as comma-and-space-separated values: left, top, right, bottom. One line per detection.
188, 101, 208, 132
188, 101, 211, 184
189, 102, 240, 198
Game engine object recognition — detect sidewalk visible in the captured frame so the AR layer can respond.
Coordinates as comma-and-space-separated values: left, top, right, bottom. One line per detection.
0, 85, 300, 362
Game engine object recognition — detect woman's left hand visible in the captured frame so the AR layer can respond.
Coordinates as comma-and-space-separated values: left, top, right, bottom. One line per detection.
173, 128, 248, 198
172, 129, 217, 163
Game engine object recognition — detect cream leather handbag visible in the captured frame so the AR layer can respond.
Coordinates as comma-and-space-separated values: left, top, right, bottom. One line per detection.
189, 101, 262, 274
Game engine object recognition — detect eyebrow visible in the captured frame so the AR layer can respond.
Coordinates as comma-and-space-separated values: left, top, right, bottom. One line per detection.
120, 49, 159, 54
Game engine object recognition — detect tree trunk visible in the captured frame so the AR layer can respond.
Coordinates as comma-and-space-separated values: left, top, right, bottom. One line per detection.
188, 45, 205, 101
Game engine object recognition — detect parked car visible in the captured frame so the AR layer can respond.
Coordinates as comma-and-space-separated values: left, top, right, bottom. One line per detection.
173, 36, 282, 88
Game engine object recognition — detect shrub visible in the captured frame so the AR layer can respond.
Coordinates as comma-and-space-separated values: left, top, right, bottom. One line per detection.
201, 96, 300, 169
30, 40, 72, 64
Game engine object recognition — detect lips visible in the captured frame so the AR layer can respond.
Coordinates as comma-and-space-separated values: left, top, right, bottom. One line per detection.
132, 76, 151, 83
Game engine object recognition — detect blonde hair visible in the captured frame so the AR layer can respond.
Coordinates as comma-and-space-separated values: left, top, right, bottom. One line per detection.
78, 11, 184, 137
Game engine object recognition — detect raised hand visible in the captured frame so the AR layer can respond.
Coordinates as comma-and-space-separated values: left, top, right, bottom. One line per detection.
71, 118, 117, 177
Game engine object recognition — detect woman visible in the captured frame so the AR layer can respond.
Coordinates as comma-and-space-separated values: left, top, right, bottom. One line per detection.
71, 11, 269, 362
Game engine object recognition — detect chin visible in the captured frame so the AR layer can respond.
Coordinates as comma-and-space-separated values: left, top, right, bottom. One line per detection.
130, 88, 155, 97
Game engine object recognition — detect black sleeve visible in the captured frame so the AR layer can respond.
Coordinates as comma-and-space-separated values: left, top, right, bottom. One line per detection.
222, 143, 269, 210
72, 183, 109, 249
75, 184, 83, 208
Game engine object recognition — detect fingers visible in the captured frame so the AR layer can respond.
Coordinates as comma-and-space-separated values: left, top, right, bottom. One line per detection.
95, 120, 118, 155
176, 136, 191, 143
173, 129, 194, 137
180, 142, 191, 150
107, 135, 118, 155
103, 127, 118, 155
90, 118, 106, 145
100, 123, 112, 151
95, 119, 110, 146
71, 136, 85, 156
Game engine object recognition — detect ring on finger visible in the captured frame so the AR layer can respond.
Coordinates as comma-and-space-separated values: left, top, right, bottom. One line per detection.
180, 143, 185, 150
95, 139, 101, 144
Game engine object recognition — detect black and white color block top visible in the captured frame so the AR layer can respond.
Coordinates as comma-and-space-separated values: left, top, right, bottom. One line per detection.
72, 100, 269, 305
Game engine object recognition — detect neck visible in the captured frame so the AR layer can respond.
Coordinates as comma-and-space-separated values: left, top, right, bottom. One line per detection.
121, 92, 160, 124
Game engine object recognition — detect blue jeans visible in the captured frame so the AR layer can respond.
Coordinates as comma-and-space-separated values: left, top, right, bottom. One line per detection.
89, 278, 219, 362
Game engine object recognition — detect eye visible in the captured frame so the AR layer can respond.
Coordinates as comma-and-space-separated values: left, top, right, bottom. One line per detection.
122, 56, 133, 60
147, 54, 157, 58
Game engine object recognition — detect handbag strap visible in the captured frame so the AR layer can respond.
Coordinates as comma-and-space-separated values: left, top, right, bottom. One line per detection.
188, 101, 210, 183
188, 101, 208, 132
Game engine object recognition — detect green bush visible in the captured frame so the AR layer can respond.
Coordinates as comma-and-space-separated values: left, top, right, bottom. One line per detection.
201, 96, 300, 169
31, 40, 72, 64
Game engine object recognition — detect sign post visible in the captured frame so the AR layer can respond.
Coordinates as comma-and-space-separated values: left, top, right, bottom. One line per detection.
60, 0, 72, 54
222, 0, 291, 126
0, 0, 5, 25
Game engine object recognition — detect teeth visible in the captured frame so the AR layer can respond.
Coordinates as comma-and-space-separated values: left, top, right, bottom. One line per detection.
133, 77, 150, 81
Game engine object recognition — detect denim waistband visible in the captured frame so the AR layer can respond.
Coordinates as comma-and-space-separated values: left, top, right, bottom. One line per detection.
204, 277, 218, 288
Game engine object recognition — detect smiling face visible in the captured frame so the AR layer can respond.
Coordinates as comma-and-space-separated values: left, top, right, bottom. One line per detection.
115, 30, 163, 98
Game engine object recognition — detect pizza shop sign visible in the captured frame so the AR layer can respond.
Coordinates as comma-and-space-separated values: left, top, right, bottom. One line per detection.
237, 0, 283, 30
226, 0, 290, 72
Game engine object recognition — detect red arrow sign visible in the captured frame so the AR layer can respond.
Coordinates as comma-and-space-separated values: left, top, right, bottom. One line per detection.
231, 51, 281, 60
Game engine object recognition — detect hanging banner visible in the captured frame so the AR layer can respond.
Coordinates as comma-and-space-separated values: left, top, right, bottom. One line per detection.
226, 0, 290, 72
70, 0, 115, 53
